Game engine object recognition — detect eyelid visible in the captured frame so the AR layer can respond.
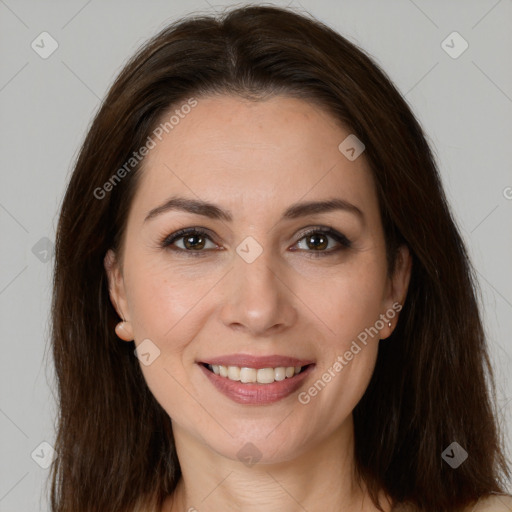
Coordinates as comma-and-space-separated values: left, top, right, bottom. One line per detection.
294, 225, 352, 246
160, 227, 219, 250
160, 225, 352, 255
291, 226, 352, 256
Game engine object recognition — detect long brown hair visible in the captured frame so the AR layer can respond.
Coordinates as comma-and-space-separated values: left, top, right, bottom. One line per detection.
49, 5, 510, 511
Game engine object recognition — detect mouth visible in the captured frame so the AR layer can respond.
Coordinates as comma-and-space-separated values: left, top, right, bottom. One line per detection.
197, 356, 315, 405
201, 362, 312, 384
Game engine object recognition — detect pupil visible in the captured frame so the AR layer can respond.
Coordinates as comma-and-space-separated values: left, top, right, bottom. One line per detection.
308, 234, 327, 250
184, 234, 205, 250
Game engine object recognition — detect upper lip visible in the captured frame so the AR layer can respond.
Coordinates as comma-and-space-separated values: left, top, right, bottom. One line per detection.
199, 353, 315, 369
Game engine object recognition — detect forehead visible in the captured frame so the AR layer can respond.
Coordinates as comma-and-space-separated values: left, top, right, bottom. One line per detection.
129, 94, 378, 222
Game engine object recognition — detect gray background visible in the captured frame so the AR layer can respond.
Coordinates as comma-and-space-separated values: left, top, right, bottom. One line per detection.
1, 0, 511, 510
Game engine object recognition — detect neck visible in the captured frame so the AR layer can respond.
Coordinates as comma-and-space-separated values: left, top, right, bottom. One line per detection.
166, 415, 393, 512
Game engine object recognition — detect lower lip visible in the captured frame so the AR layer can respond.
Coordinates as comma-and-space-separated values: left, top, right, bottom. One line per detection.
198, 364, 315, 405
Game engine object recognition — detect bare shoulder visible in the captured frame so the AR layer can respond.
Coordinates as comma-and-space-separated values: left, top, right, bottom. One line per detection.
393, 495, 512, 512
468, 494, 512, 511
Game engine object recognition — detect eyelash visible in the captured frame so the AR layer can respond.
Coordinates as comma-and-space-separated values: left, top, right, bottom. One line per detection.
160, 226, 352, 258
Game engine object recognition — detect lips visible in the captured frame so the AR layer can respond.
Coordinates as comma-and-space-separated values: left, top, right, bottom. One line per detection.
197, 353, 315, 405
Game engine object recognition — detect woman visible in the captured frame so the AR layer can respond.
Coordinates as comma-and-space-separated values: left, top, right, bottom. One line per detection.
49, 5, 511, 512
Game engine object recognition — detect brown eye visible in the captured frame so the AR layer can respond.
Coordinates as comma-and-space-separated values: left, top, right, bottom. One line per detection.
161, 228, 218, 254
293, 227, 352, 257
182, 233, 207, 250
304, 233, 329, 251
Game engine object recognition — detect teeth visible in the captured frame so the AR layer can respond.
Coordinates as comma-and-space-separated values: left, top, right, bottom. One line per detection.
227, 366, 240, 381
274, 367, 286, 381
240, 367, 257, 383
208, 364, 304, 384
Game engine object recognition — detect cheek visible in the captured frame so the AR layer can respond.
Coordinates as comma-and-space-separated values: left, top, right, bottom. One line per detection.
125, 258, 214, 344
295, 256, 386, 407
124, 266, 207, 421
123, 257, 218, 410
300, 261, 387, 344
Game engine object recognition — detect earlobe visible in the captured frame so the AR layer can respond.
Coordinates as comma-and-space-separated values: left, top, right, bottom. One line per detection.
114, 320, 134, 342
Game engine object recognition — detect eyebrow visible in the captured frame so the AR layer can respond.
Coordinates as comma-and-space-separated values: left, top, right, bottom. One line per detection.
144, 196, 364, 223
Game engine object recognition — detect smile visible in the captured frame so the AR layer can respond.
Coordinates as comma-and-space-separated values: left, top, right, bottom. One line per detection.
198, 356, 315, 405
204, 363, 307, 384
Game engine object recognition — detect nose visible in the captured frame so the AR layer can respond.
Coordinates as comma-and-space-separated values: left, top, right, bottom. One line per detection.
218, 247, 298, 337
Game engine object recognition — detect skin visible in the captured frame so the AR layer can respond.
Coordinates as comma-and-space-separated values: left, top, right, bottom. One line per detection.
105, 94, 412, 512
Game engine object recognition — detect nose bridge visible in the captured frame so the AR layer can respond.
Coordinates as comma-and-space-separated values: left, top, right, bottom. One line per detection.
236, 241, 278, 292
219, 238, 297, 335
234, 239, 282, 308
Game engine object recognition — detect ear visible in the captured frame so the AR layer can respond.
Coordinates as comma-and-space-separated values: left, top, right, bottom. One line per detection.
104, 249, 134, 341
380, 244, 412, 339
390, 244, 412, 305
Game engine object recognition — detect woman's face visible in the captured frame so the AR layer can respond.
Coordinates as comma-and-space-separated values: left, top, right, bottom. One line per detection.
106, 94, 411, 464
